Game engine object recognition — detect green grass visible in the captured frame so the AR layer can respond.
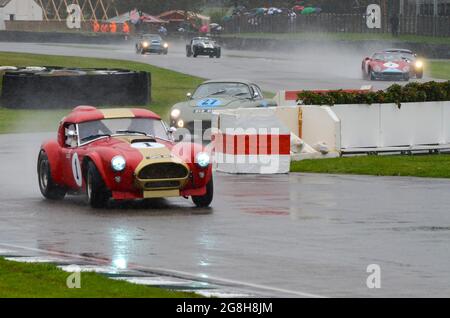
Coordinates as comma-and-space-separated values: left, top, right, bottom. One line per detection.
291, 154, 450, 178
223, 32, 450, 45
0, 257, 200, 298
0, 52, 204, 134
429, 60, 450, 80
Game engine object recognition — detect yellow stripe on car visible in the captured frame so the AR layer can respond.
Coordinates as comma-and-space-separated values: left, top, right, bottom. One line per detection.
100, 109, 135, 119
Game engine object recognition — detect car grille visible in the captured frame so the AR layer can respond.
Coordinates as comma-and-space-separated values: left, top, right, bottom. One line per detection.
186, 120, 212, 133
138, 162, 189, 180
145, 180, 180, 189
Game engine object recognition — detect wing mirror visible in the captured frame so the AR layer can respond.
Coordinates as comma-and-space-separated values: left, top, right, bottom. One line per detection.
168, 127, 180, 142
67, 129, 78, 138
65, 129, 78, 147
168, 127, 177, 134
186, 92, 192, 99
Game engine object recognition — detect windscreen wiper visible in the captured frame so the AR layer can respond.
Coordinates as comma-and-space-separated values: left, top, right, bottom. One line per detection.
115, 130, 148, 136
233, 92, 250, 98
206, 90, 226, 97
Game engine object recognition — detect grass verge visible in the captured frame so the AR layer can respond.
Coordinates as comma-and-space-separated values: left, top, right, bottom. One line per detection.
0, 52, 204, 134
222, 32, 450, 45
0, 257, 199, 298
290, 154, 450, 178
429, 60, 450, 80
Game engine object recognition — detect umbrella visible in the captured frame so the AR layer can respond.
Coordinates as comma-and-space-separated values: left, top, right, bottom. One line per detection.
301, 7, 316, 14
256, 8, 266, 15
130, 9, 140, 24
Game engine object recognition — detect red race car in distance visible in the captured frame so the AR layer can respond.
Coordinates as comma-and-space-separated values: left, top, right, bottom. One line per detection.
362, 51, 411, 81
37, 106, 213, 208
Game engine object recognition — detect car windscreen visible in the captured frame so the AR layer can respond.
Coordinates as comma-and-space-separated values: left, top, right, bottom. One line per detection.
193, 83, 251, 99
373, 53, 403, 62
78, 118, 168, 143
193, 38, 211, 44
142, 35, 161, 41
398, 52, 414, 60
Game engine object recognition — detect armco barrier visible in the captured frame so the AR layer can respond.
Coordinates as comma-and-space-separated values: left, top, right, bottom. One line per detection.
1, 68, 150, 109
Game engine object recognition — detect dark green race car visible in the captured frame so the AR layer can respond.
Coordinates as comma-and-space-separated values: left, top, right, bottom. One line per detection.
135, 34, 168, 55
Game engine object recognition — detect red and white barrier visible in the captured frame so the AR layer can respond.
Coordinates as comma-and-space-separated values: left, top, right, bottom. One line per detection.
212, 108, 291, 174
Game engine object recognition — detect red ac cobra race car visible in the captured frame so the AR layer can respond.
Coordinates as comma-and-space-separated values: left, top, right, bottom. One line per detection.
37, 106, 213, 208
362, 51, 412, 81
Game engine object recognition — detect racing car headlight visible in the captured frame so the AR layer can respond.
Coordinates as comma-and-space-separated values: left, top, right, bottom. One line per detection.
142, 42, 149, 48
196, 152, 210, 168
177, 119, 184, 128
111, 155, 126, 172
163, 43, 169, 48
415, 60, 423, 68
171, 108, 180, 118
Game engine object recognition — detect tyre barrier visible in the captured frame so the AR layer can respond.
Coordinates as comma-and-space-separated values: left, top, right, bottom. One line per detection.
0, 67, 151, 109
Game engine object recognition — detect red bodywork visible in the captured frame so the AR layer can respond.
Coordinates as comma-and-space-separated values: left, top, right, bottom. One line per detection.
362, 53, 410, 80
40, 106, 212, 200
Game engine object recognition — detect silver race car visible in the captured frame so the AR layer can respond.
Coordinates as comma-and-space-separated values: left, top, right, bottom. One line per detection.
169, 79, 277, 136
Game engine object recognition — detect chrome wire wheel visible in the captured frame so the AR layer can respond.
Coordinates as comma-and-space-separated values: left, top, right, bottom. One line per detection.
37, 150, 66, 200
39, 159, 49, 190
87, 172, 93, 201
85, 161, 110, 208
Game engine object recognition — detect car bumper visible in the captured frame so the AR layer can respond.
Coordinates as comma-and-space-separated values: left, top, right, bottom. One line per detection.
142, 47, 167, 53
170, 117, 212, 131
170, 118, 212, 142
111, 186, 206, 200
411, 67, 423, 77
373, 71, 408, 80
196, 48, 216, 55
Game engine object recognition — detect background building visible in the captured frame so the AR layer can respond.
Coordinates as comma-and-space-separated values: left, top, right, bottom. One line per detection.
0, 0, 43, 30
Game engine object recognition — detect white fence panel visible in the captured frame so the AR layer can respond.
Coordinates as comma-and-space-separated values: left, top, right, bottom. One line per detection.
380, 102, 444, 147
301, 106, 340, 152
332, 104, 380, 149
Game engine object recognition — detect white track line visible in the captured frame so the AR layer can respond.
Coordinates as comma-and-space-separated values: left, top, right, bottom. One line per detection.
0, 242, 326, 298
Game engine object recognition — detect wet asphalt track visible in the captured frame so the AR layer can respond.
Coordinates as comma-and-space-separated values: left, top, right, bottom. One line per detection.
0, 41, 436, 92
0, 133, 450, 297
0, 41, 448, 297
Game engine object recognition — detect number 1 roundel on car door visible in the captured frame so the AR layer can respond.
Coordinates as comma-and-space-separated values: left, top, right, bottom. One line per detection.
71, 153, 83, 187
